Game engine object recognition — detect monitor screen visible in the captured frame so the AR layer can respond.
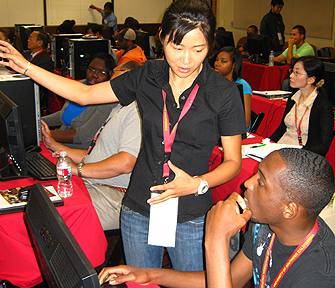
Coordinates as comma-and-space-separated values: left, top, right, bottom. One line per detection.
247, 34, 270, 64
219, 31, 235, 48
134, 30, 150, 57
0, 90, 28, 180
24, 183, 102, 288
0, 78, 39, 148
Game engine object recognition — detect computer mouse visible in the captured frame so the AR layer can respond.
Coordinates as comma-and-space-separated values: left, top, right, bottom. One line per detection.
26, 145, 42, 153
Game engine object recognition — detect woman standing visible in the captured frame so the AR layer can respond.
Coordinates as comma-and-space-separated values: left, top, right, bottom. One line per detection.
270, 56, 333, 156
0, 0, 246, 271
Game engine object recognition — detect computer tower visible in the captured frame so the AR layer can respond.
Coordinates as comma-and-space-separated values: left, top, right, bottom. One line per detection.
0, 76, 40, 148
68, 38, 111, 80
323, 62, 335, 108
51, 34, 83, 70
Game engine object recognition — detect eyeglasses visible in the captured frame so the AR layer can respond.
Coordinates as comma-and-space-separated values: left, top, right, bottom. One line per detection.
289, 68, 307, 77
87, 66, 108, 77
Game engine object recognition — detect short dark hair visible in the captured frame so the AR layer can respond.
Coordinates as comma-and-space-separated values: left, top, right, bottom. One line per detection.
248, 25, 258, 33
271, 0, 284, 6
278, 148, 334, 220
124, 17, 140, 31
118, 60, 143, 71
294, 56, 324, 87
36, 31, 50, 50
104, 2, 113, 10
90, 25, 103, 36
160, 0, 216, 53
91, 52, 116, 79
292, 25, 306, 40
218, 46, 243, 81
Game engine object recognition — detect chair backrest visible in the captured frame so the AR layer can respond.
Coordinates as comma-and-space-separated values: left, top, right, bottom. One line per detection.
250, 111, 265, 134
236, 36, 247, 49
310, 44, 317, 55
317, 47, 335, 62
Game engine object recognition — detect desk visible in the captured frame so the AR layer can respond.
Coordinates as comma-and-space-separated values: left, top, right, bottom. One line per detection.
251, 95, 335, 179
242, 61, 290, 91
0, 145, 108, 288
209, 134, 263, 204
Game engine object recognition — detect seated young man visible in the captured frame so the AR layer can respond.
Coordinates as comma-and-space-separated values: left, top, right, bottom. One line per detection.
99, 148, 335, 287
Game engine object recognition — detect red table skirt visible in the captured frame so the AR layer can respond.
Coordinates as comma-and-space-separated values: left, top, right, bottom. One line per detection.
0, 144, 107, 288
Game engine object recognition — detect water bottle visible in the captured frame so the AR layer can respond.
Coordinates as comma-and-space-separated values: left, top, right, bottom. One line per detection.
269, 50, 274, 66
56, 151, 73, 198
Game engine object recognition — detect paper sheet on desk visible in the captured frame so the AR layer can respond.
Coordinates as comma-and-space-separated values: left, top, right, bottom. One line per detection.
245, 143, 302, 162
148, 193, 178, 247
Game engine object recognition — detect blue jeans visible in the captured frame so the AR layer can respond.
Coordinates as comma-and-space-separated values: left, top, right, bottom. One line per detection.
121, 205, 205, 271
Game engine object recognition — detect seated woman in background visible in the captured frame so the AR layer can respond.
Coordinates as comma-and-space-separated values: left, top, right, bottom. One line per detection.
42, 53, 117, 149
0, 29, 23, 53
214, 46, 252, 129
270, 56, 333, 156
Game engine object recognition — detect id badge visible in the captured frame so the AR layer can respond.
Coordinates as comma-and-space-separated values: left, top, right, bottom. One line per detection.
148, 192, 178, 247
278, 32, 283, 45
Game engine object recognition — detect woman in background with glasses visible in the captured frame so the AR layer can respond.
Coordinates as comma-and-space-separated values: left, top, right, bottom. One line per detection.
270, 56, 333, 156
42, 53, 116, 149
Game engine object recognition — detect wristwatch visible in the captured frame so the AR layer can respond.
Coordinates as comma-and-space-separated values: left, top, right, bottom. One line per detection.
77, 162, 85, 177
194, 176, 209, 197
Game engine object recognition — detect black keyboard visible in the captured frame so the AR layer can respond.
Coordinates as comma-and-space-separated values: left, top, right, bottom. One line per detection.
25, 151, 57, 180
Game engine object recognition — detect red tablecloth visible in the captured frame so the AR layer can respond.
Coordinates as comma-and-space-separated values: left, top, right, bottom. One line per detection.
209, 134, 263, 204
0, 144, 108, 287
251, 95, 335, 179
242, 61, 290, 91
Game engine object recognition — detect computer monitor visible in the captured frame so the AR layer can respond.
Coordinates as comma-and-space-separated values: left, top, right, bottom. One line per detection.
134, 30, 151, 57
247, 34, 270, 64
0, 78, 40, 148
24, 183, 103, 288
0, 90, 28, 180
323, 62, 335, 109
219, 31, 235, 48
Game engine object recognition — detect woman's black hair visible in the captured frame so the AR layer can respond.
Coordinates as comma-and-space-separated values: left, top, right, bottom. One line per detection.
0, 28, 23, 53
91, 52, 116, 79
218, 46, 243, 81
159, 0, 216, 53
294, 56, 324, 87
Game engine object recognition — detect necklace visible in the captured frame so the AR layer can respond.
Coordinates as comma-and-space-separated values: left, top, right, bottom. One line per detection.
169, 65, 202, 96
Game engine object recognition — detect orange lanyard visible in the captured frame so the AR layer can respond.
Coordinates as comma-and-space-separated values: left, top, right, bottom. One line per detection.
260, 220, 319, 288
162, 84, 199, 178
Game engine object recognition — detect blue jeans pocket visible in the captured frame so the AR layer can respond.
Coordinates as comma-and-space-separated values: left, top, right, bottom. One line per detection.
187, 215, 205, 226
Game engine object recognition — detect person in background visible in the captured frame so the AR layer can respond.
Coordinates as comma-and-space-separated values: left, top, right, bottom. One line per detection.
56, 19, 76, 34
114, 28, 147, 66
23, 30, 54, 114
98, 148, 335, 288
0, 0, 246, 272
87, 25, 104, 39
0, 29, 23, 53
207, 27, 227, 68
214, 46, 252, 130
260, 0, 285, 54
124, 16, 140, 31
270, 56, 333, 156
42, 53, 117, 149
274, 25, 315, 65
89, 2, 117, 33
239, 25, 258, 57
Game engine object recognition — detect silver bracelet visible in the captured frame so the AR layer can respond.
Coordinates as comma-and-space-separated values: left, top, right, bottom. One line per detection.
24, 62, 30, 75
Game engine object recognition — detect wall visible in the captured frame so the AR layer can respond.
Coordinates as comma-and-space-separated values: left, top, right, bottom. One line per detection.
0, 0, 172, 27
217, 0, 335, 50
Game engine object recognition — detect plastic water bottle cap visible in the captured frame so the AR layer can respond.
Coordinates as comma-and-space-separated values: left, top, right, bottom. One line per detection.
60, 151, 67, 157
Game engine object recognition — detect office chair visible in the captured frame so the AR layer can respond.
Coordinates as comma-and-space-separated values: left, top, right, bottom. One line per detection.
249, 111, 265, 134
